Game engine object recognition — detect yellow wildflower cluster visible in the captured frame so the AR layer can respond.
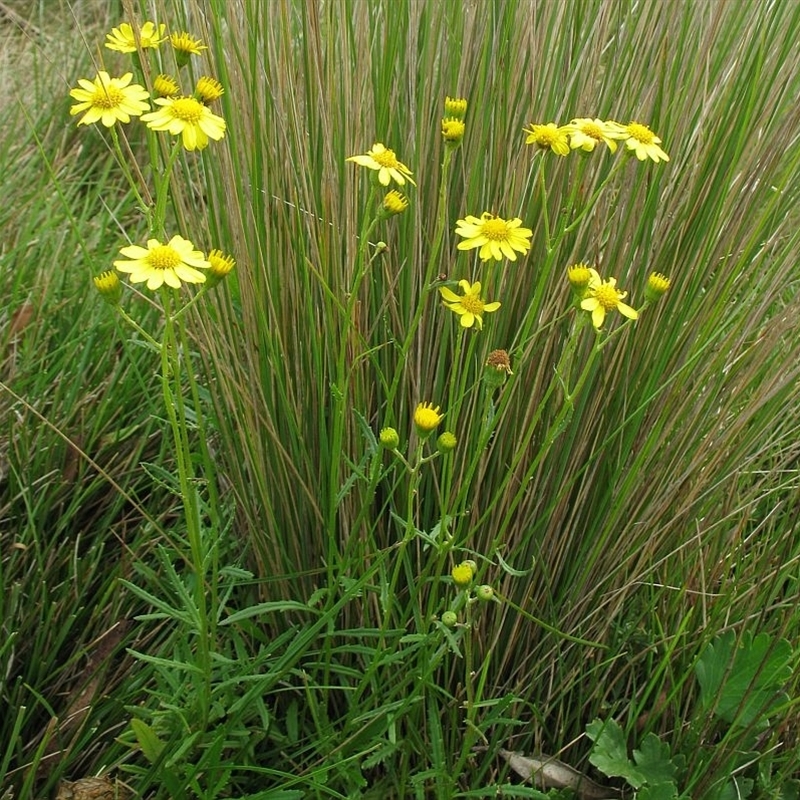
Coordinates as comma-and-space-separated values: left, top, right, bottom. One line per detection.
524, 118, 669, 162
69, 20, 226, 152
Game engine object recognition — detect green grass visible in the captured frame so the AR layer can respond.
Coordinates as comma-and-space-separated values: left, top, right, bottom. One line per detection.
3, 0, 800, 798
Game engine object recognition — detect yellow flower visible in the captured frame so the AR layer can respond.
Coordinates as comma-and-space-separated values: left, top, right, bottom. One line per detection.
382, 190, 409, 216
610, 121, 669, 163
346, 143, 416, 187
444, 96, 468, 120
414, 402, 443, 436
563, 118, 623, 153
645, 272, 671, 303
580, 272, 638, 329
451, 562, 474, 588
455, 212, 532, 262
105, 21, 166, 53
92, 271, 122, 305
523, 122, 571, 155
170, 31, 207, 67
153, 74, 180, 97
442, 118, 466, 145
195, 76, 224, 104
439, 280, 501, 330
69, 71, 150, 127
567, 262, 593, 292
141, 96, 226, 151
205, 249, 236, 288
114, 235, 210, 290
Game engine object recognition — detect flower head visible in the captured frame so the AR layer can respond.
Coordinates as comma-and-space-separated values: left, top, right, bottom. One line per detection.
523, 122, 571, 156
436, 432, 457, 454
439, 279, 501, 330
414, 402, 443, 436
451, 562, 475, 588
444, 96, 468, 120
580, 272, 639, 329
205, 249, 236, 289
442, 118, 466, 146
153, 74, 180, 97
455, 212, 532, 262
93, 271, 122, 305
567, 262, 595, 298
141, 96, 226, 151
195, 76, 224, 104
346, 143, 416, 187
69, 71, 150, 127
610, 121, 669, 163
379, 427, 400, 449
381, 190, 409, 217
114, 235, 210, 290
170, 31, 207, 67
564, 118, 623, 153
484, 349, 513, 389
105, 21, 166, 53
645, 272, 671, 303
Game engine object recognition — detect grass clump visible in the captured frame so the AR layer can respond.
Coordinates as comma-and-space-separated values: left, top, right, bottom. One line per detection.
2, 1, 800, 799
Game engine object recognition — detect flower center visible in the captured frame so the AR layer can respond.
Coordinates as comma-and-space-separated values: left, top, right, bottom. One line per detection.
460, 293, 485, 315
373, 148, 400, 168
171, 97, 204, 123
594, 283, 622, 310
148, 245, 182, 270
93, 86, 125, 109
582, 122, 603, 140
481, 217, 510, 241
627, 123, 654, 144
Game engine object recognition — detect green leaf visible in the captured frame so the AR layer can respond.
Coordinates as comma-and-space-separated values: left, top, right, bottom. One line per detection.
695, 631, 793, 727
220, 601, 318, 625
633, 733, 680, 785
637, 783, 679, 800
586, 717, 646, 789
130, 718, 165, 763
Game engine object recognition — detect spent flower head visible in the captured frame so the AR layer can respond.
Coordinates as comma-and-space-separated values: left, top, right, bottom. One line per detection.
523, 122, 571, 156
346, 143, 416, 187
69, 71, 150, 128
439, 279, 500, 330
455, 212, 532, 262
645, 272, 671, 303
484, 349, 513, 389
414, 402, 443, 437
170, 31, 207, 67
564, 117, 623, 153
93, 271, 122, 306
141, 96, 226, 151
610, 121, 669, 163
195, 76, 224, 104
105, 21, 166, 53
444, 96, 468, 120
114, 235, 210, 290
580, 271, 639, 329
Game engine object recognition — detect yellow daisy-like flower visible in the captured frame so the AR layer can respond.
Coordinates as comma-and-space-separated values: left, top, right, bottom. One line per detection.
439, 280, 501, 330
170, 31, 207, 66
610, 121, 669, 163
141, 96, 226, 151
346, 143, 416, 187
580, 270, 638, 329
451, 562, 474, 588
523, 122, 571, 156
455, 212, 533, 262
69, 71, 150, 127
442, 118, 466, 145
114, 235, 210, 290
564, 118, 623, 153
414, 402, 443, 436
195, 76, 224, 104
105, 21, 166, 53
382, 189, 409, 216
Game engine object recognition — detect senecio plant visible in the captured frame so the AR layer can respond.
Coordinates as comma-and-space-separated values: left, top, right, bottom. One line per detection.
345, 103, 671, 775
70, 18, 239, 790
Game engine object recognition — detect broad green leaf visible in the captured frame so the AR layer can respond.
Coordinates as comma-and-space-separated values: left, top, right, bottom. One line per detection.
130, 718, 165, 763
633, 733, 680, 785
586, 717, 646, 789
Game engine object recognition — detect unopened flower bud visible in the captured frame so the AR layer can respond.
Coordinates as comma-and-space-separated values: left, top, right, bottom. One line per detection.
441, 610, 458, 628
475, 584, 494, 602
451, 562, 474, 588
436, 431, 457, 454
644, 272, 671, 303
93, 271, 122, 306
379, 427, 400, 449
444, 96, 468, 120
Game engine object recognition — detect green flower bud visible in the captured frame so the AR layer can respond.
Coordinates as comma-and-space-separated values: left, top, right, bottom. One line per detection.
441, 610, 458, 628
379, 427, 400, 449
475, 584, 494, 602
436, 431, 457, 454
